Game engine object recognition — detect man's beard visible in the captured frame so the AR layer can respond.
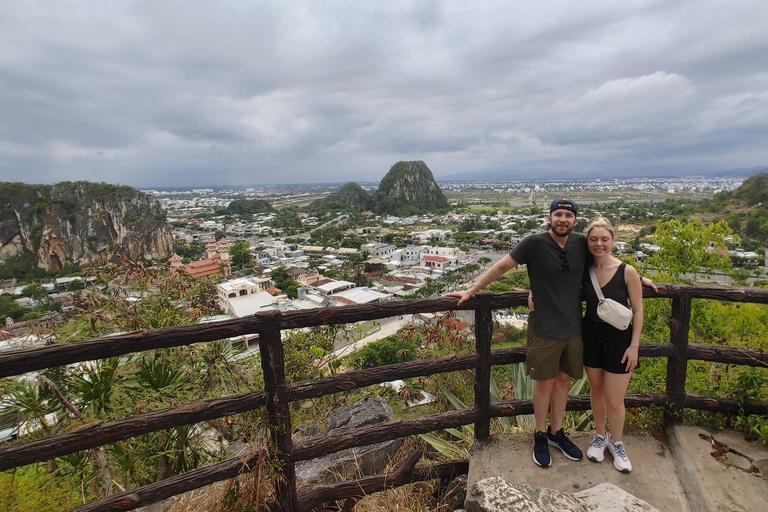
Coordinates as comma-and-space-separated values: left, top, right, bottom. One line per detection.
550, 221, 574, 237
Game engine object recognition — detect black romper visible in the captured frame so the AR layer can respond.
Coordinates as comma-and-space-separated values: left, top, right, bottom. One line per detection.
581, 263, 635, 374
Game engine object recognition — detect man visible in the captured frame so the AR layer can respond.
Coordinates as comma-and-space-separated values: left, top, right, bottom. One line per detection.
448, 198, 591, 467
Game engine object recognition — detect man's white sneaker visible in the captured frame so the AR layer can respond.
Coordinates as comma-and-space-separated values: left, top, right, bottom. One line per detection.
607, 438, 632, 473
587, 433, 606, 462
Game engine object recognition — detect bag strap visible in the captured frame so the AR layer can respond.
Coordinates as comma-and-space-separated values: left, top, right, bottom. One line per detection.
589, 265, 606, 301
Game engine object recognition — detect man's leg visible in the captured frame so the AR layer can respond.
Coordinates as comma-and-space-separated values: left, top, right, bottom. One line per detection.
532, 377, 555, 432
531, 377, 555, 467
546, 371, 584, 461
548, 372, 572, 432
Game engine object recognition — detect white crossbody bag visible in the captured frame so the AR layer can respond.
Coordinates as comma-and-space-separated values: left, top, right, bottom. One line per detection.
589, 265, 633, 331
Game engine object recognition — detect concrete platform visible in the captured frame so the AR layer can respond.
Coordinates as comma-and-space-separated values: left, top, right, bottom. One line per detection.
468, 430, 689, 511
668, 425, 768, 512
467, 426, 768, 511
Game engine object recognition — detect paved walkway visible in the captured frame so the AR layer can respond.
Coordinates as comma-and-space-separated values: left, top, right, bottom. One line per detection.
467, 425, 768, 511
330, 314, 413, 359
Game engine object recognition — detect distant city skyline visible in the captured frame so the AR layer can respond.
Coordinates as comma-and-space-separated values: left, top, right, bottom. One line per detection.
1, 2, 767, 187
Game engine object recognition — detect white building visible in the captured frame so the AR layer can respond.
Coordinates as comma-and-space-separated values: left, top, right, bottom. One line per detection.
216, 276, 270, 312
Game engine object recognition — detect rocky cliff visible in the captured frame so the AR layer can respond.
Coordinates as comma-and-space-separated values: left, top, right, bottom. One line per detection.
0, 181, 174, 270
372, 161, 449, 216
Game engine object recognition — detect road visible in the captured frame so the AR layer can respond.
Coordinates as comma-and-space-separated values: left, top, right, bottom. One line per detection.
330, 314, 413, 359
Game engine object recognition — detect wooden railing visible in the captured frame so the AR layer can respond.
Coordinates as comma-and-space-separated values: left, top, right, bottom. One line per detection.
1, 285, 767, 511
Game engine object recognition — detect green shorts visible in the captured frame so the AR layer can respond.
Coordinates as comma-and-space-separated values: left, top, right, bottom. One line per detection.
526, 328, 583, 381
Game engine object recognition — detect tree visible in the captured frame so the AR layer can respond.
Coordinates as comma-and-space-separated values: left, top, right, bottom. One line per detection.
478, 257, 491, 268
229, 240, 251, 268
646, 219, 734, 281
21, 282, 48, 301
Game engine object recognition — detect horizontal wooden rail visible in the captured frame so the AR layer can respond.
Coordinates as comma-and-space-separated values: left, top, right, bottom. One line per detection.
66, 448, 265, 512
290, 353, 479, 401
0, 391, 266, 472
293, 408, 477, 462
3, 285, 764, 379
296, 451, 469, 512
0, 295, 522, 379
1, 354, 478, 472
686, 343, 768, 367
491, 393, 669, 418
684, 392, 768, 416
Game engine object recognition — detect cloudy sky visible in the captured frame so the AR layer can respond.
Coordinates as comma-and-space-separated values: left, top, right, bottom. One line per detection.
1, 1, 766, 187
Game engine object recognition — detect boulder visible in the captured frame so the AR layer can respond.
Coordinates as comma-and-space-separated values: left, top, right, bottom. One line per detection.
573, 482, 660, 511
465, 477, 660, 512
295, 397, 403, 484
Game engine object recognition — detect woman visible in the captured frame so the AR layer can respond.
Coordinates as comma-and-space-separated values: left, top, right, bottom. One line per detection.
582, 217, 643, 473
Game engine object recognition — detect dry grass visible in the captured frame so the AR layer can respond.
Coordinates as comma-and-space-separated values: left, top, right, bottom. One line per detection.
348, 437, 463, 512
162, 437, 275, 512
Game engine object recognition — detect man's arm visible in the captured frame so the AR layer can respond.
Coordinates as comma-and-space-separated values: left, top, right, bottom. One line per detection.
446, 253, 519, 306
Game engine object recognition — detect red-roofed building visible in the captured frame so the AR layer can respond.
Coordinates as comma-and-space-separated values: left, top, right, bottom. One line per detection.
183, 239, 231, 279
421, 254, 452, 269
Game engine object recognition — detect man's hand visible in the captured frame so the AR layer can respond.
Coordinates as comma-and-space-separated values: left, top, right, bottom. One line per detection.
446, 290, 472, 306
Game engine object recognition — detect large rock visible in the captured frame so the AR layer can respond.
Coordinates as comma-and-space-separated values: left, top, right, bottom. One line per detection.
465, 477, 587, 512
573, 482, 660, 511
295, 397, 403, 484
465, 478, 660, 512
0, 181, 173, 270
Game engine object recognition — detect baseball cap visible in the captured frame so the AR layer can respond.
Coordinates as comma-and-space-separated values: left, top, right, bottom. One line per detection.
549, 198, 578, 216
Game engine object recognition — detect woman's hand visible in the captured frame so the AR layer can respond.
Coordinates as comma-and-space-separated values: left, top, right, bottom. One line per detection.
528, 291, 535, 311
621, 344, 639, 373
640, 276, 659, 293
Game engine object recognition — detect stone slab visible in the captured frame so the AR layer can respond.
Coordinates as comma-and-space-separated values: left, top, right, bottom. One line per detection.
573, 482, 660, 511
467, 431, 690, 512
666, 425, 768, 512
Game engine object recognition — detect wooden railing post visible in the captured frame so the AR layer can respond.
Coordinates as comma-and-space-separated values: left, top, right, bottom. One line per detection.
665, 292, 692, 425
259, 326, 297, 512
474, 305, 493, 440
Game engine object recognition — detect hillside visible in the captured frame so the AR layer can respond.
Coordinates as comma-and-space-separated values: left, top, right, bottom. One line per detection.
372, 161, 450, 216
224, 198, 274, 215
0, 181, 173, 271
309, 182, 372, 213
706, 171, 768, 243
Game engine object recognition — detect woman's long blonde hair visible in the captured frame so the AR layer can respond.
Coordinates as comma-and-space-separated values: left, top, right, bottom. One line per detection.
585, 216, 615, 239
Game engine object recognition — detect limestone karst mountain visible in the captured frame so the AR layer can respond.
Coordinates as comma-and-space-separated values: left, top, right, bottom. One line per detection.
371, 160, 449, 216
0, 181, 174, 270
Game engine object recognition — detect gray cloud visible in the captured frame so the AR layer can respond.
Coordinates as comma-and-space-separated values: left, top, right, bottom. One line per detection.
0, 0, 766, 187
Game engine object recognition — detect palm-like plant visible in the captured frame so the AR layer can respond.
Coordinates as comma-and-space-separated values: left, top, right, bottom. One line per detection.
420, 367, 589, 458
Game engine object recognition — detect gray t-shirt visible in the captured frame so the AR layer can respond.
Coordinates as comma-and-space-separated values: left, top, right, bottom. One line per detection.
510, 231, 588, 340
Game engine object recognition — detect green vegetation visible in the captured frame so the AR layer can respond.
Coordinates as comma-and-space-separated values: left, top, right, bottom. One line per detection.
646, 219, 734, 280
372, 161, 450, 216
222, 199, 274, 215
1, 259, 265, 506
229, 240, 252, 269
309, 182, 371, 213
269, 266, 297, 298
704, 172, 768, 244
348, 336, 417, 369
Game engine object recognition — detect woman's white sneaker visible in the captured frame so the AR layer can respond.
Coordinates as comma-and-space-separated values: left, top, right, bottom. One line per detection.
607, 438, 632, 473
587, 433, 606, 462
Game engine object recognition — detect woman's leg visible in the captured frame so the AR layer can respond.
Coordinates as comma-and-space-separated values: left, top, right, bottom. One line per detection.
603, 371, 632, 441
586, 367, 606, 435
